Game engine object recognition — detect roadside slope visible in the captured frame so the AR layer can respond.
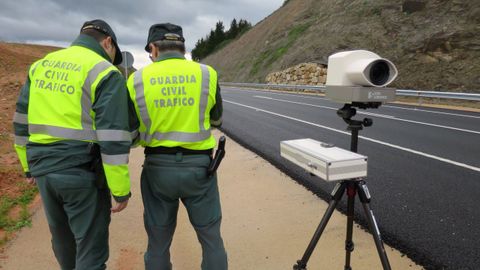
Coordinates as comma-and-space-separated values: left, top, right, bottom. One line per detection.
203, 0, 480, 92
0, 42, 59, 246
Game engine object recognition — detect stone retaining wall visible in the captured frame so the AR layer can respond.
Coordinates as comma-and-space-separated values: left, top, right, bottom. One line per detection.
265, 62, 327, 85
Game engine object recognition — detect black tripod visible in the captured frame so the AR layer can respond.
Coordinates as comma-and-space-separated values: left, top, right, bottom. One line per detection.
293, 103, 392, 270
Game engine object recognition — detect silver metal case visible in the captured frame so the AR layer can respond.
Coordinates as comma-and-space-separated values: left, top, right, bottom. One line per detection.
280, 138, 368, 181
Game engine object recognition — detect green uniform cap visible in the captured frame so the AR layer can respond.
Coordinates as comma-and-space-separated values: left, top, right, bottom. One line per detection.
81, 19, 123, 65
145, 23, 185, 52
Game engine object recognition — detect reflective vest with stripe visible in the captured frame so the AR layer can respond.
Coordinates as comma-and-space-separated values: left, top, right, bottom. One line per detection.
22, 46, 131, 198
128, 59, 217, 150
28, 46, 119, 143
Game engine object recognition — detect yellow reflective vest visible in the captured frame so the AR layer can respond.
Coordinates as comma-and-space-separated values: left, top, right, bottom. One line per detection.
14, 44, 132, 199
127, 57, 218, 150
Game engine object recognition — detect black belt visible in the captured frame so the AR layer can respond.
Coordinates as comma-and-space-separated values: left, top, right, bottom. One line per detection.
144, 146, 212, 156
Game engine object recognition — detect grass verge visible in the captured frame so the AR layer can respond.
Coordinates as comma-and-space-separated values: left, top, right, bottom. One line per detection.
250, 22, 313, 77
0, 172, 38, 246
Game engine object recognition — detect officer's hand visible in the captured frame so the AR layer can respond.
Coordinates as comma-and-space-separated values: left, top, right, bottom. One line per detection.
111, 200, 129, 213
26, 177, 36, 185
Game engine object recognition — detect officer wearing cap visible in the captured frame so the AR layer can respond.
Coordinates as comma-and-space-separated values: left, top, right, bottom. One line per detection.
13, 19, 137, 270
127, 23, 227, 270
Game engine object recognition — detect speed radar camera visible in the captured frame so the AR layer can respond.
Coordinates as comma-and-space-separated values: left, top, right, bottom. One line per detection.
287, 51, 395, 270
325, 50, 398, 106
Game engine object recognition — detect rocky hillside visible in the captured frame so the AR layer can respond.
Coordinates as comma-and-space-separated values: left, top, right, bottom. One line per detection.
203, 0, 480, 92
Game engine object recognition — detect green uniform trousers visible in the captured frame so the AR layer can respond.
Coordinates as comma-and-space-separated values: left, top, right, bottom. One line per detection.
36, 166, 111, 270
141, 153, 228, 270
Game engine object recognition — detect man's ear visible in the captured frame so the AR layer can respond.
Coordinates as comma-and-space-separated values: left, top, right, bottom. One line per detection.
150, 43, 159, 59
105, 36, 113, 49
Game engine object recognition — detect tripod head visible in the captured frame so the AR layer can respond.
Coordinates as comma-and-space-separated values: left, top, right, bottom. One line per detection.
337, 103, 379, 130
337, 102, 382, 152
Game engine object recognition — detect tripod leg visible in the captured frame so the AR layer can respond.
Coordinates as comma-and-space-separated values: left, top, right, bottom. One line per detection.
357, 181, 392, 270
293, 182, 347, 270
344, 182, 356, 270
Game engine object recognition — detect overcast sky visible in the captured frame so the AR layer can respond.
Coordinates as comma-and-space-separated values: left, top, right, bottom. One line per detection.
0, 0, 284, 68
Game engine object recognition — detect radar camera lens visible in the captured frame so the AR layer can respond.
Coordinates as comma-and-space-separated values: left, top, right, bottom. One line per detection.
369, 60, 390, 86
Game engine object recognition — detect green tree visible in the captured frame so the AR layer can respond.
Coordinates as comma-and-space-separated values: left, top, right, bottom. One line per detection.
213, 21, 226, 44
192, 18, 252, 61
227, 19, 239, 39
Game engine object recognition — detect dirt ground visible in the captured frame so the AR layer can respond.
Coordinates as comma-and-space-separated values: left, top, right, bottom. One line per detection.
0, 43, 59, 197
0, 130, 423, 269
0, 42, 59, 140
0, 42, 60, 243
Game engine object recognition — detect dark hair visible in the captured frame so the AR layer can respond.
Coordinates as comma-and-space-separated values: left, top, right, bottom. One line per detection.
81, 28, 108, 43
152, 40, 185, 54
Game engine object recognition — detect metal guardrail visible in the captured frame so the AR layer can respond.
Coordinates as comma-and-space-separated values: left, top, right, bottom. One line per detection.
395, 89, 480, 101
221, 82, 480, 102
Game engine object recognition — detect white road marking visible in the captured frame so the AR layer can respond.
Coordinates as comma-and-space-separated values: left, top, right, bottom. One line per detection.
224, 87, 327, 99
224, 86, 479, 119
253, 96, 480, 135
254, 91, 327, 100
224, 99, 480, 173
383, 105, 480, 119
254, 95, 337, 110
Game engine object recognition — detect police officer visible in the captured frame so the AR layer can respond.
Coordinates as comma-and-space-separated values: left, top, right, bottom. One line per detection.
13, 19, 135, 270
127, 23, 227, 270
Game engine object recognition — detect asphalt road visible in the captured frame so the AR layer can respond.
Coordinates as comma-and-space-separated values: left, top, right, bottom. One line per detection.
220, 87, 480, 270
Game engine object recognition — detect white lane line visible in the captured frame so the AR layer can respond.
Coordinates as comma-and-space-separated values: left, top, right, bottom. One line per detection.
224, 86, 480, 119
255, 91, 327, 100
254, 95, 337, 110
383, 105, 480, 119
254, 96, 480, 135
224, 99, 480, 173
257, 96, 396, 118
223, 87, 327, 100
